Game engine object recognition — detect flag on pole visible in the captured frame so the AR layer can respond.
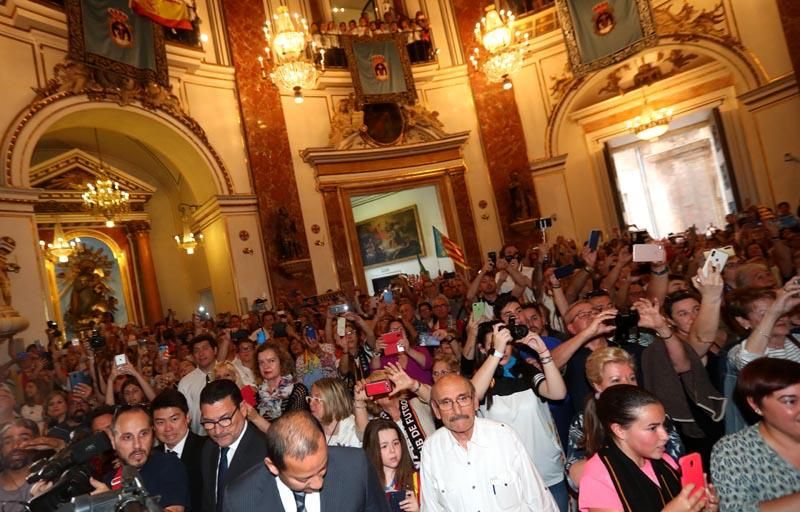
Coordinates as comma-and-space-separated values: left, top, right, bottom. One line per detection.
432, 226, 467, 268
131, 0, 193, 30
416, 253, 430, 280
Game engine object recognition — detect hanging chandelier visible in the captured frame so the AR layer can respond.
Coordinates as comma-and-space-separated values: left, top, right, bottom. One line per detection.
81, 130, 130, 227
258, 6, 321, 103
174, 204, 203, 255
39, 223, 79, 263
627, 100, 673, 141
82, 178, 130, 227
469, 5, 528, 89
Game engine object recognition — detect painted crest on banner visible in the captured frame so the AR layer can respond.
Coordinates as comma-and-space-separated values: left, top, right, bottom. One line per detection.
108, 8, 134, 48
592, 1, 616, 36
371, 54, 389, 81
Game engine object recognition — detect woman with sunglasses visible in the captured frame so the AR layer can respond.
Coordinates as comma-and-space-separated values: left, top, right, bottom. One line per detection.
306, 377, 360, 447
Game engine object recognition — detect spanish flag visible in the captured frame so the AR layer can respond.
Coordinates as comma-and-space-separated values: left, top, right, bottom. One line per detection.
131, 0, 193, 30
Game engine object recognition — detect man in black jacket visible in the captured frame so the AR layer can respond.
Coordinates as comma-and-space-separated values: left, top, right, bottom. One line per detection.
224, 410, 388, 512
199, 379, 267, 512
153, 389, 207, 512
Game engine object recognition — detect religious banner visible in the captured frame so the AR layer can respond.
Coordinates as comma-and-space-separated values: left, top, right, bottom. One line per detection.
344, 33, 416, 109
66, 0, 169, 86
131, 0, 193, 30
555, 0, 657, 77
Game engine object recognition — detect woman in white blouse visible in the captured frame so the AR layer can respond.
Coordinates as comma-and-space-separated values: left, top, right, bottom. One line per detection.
307, 377, 361, 447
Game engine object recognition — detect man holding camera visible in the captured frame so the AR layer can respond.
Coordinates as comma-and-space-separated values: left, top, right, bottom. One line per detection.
91, 405, 190, 511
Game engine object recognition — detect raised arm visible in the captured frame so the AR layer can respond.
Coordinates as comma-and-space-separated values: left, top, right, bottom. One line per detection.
634, 298, 690, 373
471, 324, 510, 401
688, 267, 724, 359
517, 333, 566, 400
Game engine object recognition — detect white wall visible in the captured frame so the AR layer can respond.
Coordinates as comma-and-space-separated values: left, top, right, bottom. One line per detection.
352, 185, 455, 294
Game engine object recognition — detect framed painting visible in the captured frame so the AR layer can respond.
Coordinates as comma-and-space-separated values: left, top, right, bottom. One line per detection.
356, 205, 425, 268
343, 32, 417, 109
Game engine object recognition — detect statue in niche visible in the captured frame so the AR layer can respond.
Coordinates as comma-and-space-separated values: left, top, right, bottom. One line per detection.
509, 171, 534, 221
0, 236, 29, 340
276, 207, 302, 261
60, 245, 118, 333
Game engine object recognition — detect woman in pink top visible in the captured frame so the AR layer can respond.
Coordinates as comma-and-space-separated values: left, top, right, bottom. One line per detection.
578, 385, 719, 512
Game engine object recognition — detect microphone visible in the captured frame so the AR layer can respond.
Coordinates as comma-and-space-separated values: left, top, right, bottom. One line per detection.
27, 431, 112, 484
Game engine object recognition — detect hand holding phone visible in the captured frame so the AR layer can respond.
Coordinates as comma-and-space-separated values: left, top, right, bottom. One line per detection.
365, 379, 393, 398
336, 317, 347, 337
114, 354, 127, 367
472, 301, 486, 321
632, 244, 665, 263
588, 230, 601, 251
679, 453, 705, 496
381, 331, 403, 356
702, 248, 729, 277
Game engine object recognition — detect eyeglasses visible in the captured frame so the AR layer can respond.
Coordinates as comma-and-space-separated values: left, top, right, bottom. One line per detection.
435, 393, 473, 411
305, 396, 324, 404
504, 253, 520, 261
199, 408, 240, 430
568, 310, 593, 323
432, 369, 454, 378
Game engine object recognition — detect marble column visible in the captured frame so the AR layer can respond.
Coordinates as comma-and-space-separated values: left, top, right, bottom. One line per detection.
776, 0, 800, 84
128, 222, 163, 326
451, 2, 539, 248
220, 0, 316, 298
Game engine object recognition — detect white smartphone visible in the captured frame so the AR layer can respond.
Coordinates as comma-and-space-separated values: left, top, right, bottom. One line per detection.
632, 244, 665, 262
703, 245, 735, 259
114, 354, 127, 367
336, 317, 347, 337
703, 249, 730, 277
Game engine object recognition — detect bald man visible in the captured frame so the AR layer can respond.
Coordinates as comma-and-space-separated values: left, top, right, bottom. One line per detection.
420, 374, 558, 512
223, 410, 388, 512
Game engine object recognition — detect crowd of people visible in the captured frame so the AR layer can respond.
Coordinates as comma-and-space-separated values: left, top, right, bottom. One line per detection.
310, 10, 434, 67
0, 201, 799, 511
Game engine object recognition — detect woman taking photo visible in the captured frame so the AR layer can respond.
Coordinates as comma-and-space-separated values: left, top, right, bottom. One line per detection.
579, 385, 719, 512
307, 377, 360, 447
372, 319, 433, 385
711, 358, 800, 511
363, 418, 419, 512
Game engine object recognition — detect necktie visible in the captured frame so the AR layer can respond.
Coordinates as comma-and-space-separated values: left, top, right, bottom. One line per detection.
292, 491, 306, 512
206, 373, 211, 384
216, 447, 229, 512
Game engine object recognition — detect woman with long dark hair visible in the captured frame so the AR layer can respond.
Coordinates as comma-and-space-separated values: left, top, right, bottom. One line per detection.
363, 418, 419, 512
579, 385, 719, 512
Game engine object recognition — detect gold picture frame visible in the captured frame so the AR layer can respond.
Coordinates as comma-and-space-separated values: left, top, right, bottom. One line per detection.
343, 32, 417, 110
555, 0, 657, 78
355, 205, 426, 268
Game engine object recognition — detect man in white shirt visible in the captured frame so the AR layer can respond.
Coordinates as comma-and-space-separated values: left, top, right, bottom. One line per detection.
178, 334, 218, 435
420, 375, 558, 512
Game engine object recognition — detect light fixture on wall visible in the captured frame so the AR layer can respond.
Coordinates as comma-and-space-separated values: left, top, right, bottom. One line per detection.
627, 90, 673, 141
174, 203, 203, 255
468, 5, 529, 87
39, 223, 79, 263
258, 6, 322, 103
81, 129, 130, 227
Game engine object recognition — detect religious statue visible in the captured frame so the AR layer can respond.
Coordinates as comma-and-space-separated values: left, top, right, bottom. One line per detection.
60, 244, 118, 333
509, 171, 534, 221
276, 207, 302, 261
329, 95, 364, 148
0, 237, 30, 341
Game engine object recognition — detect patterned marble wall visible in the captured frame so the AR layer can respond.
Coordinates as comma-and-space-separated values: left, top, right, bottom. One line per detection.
220, 0, 316, 300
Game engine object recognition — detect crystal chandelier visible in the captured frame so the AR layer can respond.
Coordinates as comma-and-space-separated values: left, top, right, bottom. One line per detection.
174, 204, 203, 255
39, 223, 79, 263
259, 6, 321, 103
627, 100, 673, 141
469, 5, 528, 89
82, 130, 130, 227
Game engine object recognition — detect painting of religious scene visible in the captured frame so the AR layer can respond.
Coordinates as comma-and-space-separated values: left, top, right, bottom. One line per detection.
56, 237, 129, 337
356, 206, 425, 268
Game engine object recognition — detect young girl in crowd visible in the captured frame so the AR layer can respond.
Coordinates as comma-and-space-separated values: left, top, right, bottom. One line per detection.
363, 418, 419, 512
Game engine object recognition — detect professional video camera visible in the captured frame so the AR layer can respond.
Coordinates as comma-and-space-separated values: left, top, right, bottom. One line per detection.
26, 431, 112, 512
58, 466, 163, 512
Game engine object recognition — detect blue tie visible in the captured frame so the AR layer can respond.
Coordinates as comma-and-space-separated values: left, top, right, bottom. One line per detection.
216, 446, 229, 512
293, 491, 306, 512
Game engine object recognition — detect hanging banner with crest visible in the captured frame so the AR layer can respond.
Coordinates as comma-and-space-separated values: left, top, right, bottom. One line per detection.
555, 0, 657, 77
66, 0, 169, 86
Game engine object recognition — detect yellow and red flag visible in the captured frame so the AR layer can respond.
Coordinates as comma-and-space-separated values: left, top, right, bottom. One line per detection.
131, 0, 193, 30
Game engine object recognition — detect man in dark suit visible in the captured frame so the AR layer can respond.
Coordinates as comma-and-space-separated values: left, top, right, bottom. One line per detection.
152, 389, 207, 512
199, 379, 268, 512
224, 410, 389, 512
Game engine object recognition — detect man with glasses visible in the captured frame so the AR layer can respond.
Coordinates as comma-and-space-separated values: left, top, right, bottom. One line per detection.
420, 374, 557, 511
495, 244, 535, 301
91, 405, 190, 512
199, 379, 267, 512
